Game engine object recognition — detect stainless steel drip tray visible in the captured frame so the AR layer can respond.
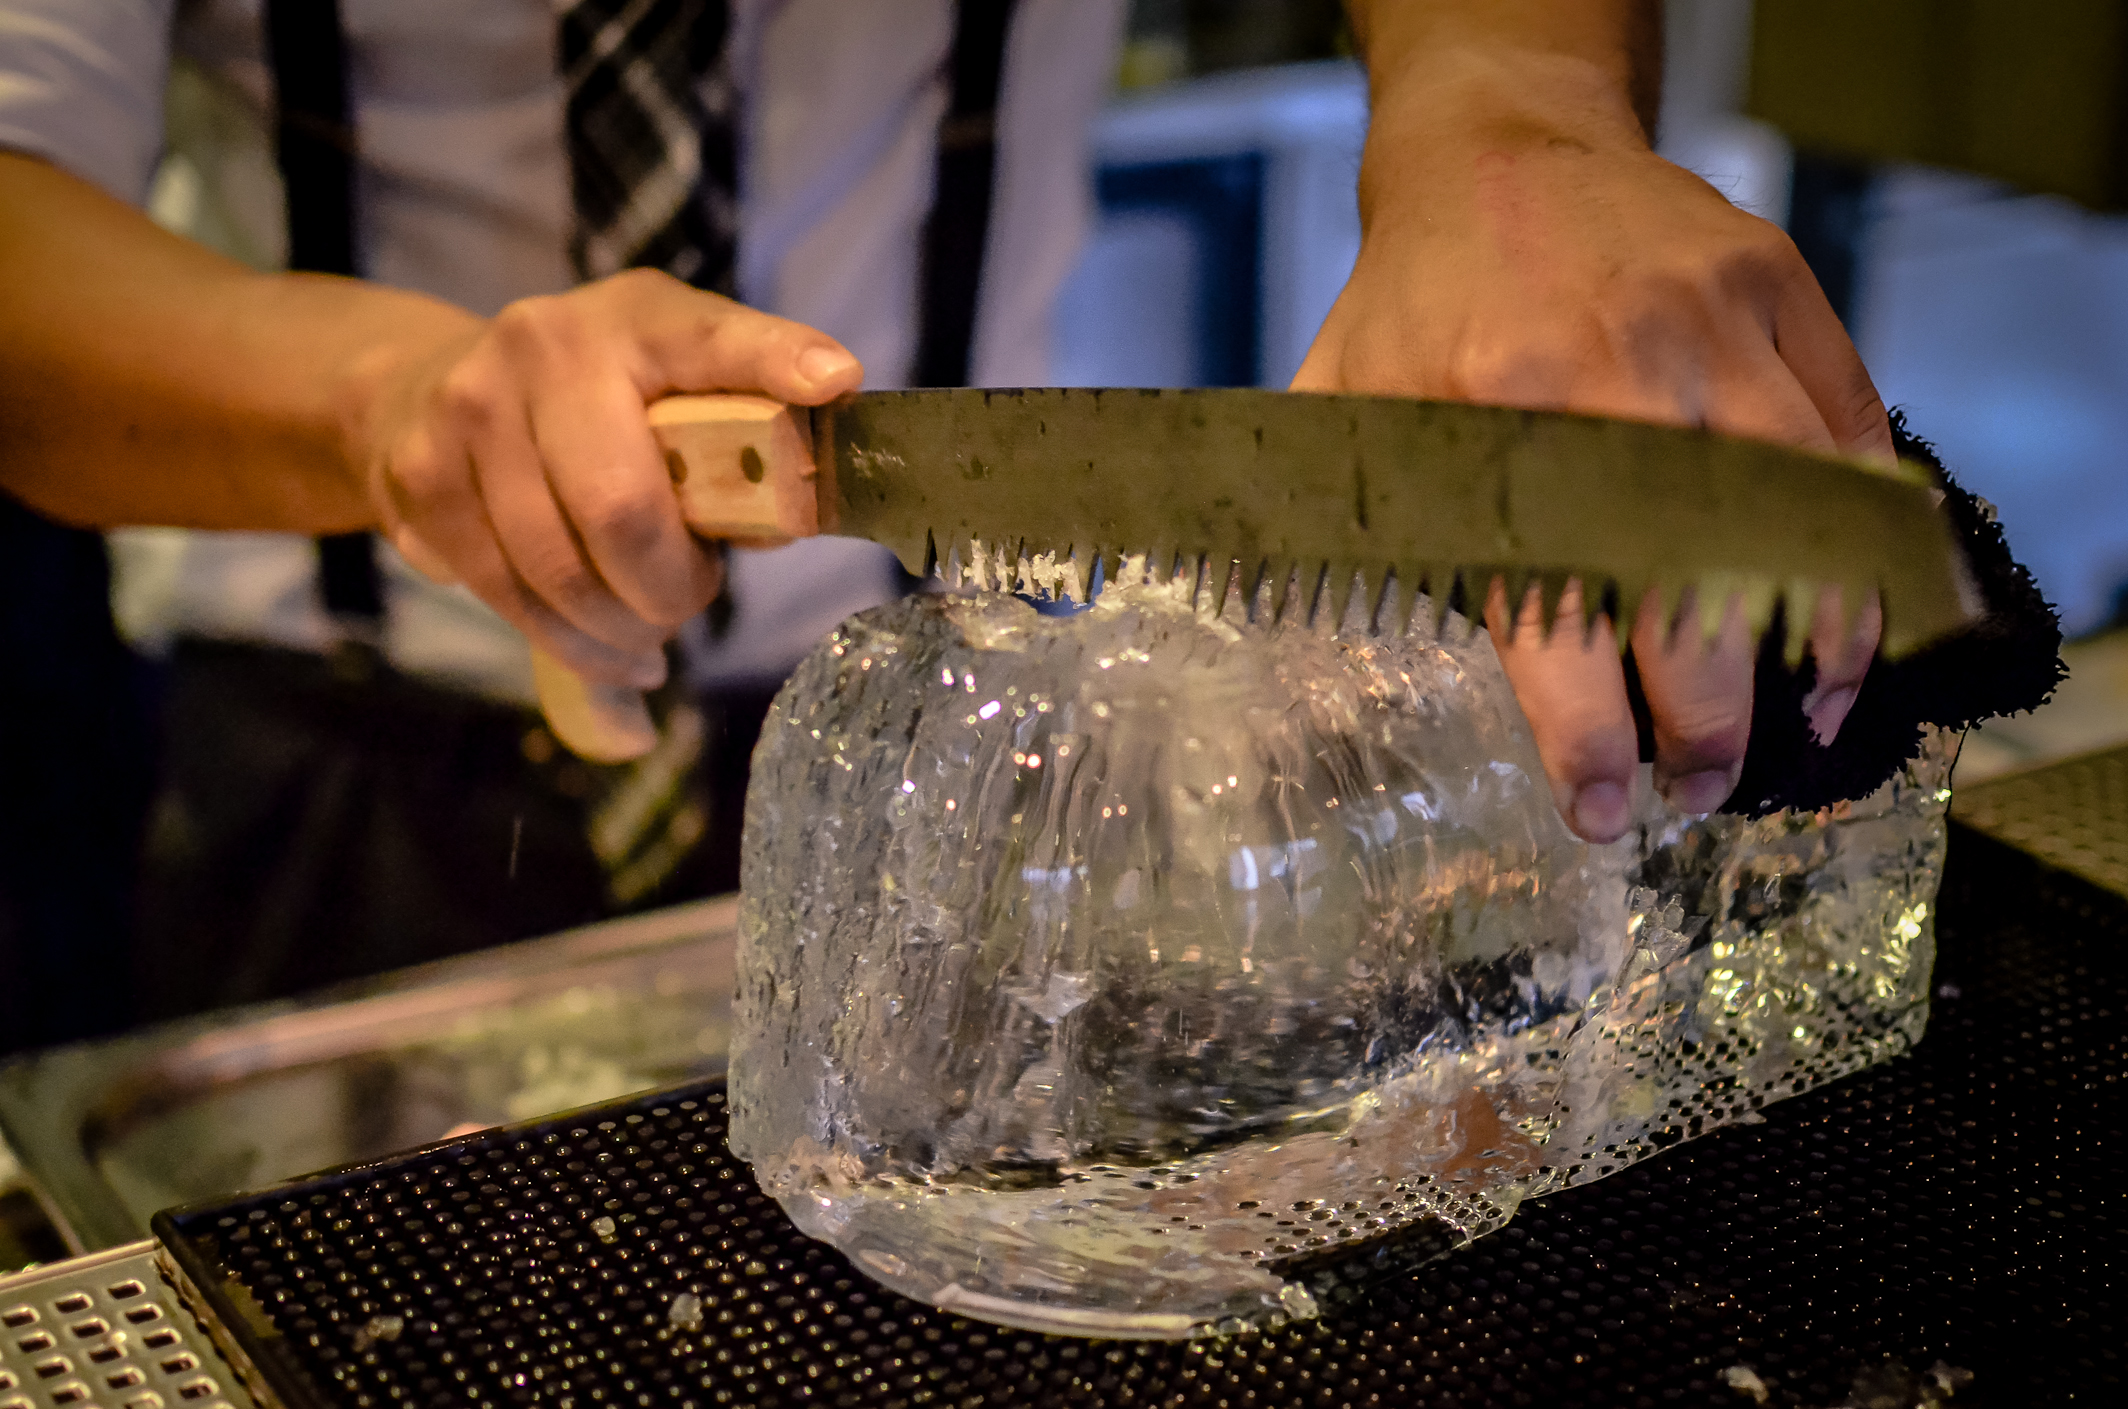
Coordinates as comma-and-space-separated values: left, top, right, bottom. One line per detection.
0, 897, 737, 1258
0, 1241, 258, 1409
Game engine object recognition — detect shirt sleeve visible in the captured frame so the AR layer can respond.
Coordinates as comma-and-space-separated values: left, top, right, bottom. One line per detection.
0, 0, 175, 204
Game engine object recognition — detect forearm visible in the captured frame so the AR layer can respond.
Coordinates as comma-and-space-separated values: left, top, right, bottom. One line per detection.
0, 152, 479, 532
1346, 0, 1661, 137
1344, 0, 1663, 235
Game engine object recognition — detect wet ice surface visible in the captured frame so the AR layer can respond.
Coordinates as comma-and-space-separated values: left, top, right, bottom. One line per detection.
730, 567, 1953, 1339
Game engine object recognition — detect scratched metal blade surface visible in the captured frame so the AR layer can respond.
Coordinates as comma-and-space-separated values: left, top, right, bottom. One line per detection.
812, 387, 1979, 655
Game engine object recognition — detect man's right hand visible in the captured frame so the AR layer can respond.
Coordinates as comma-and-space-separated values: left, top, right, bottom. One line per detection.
0, 154, 863, 685
344, 270, 863, 689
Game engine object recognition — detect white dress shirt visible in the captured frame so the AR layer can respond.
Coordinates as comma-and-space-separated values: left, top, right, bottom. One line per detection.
0, 0, 1127, 697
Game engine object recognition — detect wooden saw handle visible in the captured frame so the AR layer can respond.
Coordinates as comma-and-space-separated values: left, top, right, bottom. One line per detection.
532, 394, 816, 764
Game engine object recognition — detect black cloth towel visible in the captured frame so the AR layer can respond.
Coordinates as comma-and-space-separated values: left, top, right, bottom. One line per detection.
1726, 409, 2066, 815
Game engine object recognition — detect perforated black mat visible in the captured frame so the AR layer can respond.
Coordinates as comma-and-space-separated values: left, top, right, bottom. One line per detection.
154, 823, 2120, 1409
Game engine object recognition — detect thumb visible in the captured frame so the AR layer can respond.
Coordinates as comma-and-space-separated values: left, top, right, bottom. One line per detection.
616, 273, 863, 406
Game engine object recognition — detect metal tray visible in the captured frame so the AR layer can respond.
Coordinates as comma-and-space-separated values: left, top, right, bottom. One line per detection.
146, 817, 2123, 1405
0, 1241, 256, 1409
0, 899, 737, 1257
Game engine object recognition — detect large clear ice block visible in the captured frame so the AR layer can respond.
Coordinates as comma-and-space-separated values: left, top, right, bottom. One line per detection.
729, 570, 1952, 1339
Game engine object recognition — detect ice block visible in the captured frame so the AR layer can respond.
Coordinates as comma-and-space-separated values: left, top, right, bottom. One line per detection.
729, 565, 1952, 1338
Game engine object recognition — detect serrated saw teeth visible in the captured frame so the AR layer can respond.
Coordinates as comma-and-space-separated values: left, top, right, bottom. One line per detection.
1210, 558, 1244, 622
834, 390, 1974, 658
1333, 563, 1373, 635
1269, 562, 1308, 627
1371, 569, 1403, 637
927, 535, 1884, 663
1534, 571, 1573, 643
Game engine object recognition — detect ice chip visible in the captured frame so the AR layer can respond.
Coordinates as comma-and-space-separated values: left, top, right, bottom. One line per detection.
1721, 1364, 1771, 1403
353, 1314, 404, 1351
730, 570, 1953, 1339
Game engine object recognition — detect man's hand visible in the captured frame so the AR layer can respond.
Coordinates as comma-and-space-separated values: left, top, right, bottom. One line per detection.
344, 270, 861, 689
0, 156, 862, 691
1298, 2, 1887, 840
0, 157, 860, 691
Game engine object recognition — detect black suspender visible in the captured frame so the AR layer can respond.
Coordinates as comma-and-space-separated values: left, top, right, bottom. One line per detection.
262, 0, 385, 626
913, 0, 1018, 388
261, 0, 1015, 618
261, 0, 357, 278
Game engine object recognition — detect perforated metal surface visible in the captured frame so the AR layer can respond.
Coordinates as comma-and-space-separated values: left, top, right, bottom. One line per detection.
153, 825, 2118, 1409
1953, 742, 2128, 896
0, 1244, 254, 1409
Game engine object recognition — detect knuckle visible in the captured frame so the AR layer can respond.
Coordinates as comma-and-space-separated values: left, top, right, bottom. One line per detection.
1704, 226, 1802, 304
389, 462, 451, 525
489, 295, 552, 347
1606, 282, 1706, 358
691, 299, 760, 354
516, 539, 597, 604
1553, 727, 1640, 790
1659, 698, 1752, 765
518, 553, 665, 650
382, 435, 444, 497
577, 484, 670, 559
1732, 217, 1804, 271
491, 293, 593, 365
1739, 216, 1802, 266
437, 363, 500, 432
1448, 337, 1572, 404
627, 561, 714, 632
604, 267, 695, 326
611, 266, 679, 299
1844, 379, 1889, 431
650, 583, 710, 631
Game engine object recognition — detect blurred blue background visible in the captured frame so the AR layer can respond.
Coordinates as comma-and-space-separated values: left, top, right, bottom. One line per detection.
1054, 0, 2128, 638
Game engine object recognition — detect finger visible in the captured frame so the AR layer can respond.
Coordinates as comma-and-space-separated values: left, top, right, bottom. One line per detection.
483, 551, 673, 689
1450, 327, 1588, 414
475, 291, 727, 632
1487, 577, 1639, 844
401, 431, 668, 687
516, 364, 725, 633
370, 440, 463, 587
1558, 374, 1697, 432
372, 417, 478, 589
1476, 300, 1704, 432
611, 270, 864, 405
447, 360, 698, 648
1698, 337, 1840, 453
1630, 586, 1755, 814
1771, 265, 1895, 463
387, 524, 459, 586
1802, 584, 1882, 745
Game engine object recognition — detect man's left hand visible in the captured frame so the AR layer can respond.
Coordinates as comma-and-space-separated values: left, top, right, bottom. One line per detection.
1294, 38, 1887, 841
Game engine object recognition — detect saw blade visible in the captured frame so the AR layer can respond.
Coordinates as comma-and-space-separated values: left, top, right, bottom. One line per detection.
812, 387, 1980, 656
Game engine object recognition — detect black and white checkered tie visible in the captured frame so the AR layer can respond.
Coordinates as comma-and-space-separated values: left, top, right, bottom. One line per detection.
560, 0, 738, 293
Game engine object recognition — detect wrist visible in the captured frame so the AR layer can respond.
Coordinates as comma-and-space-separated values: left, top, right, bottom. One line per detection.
1357, 47, 1652, 227
1351, 0, 1656, 144
329, 287, 484, 504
